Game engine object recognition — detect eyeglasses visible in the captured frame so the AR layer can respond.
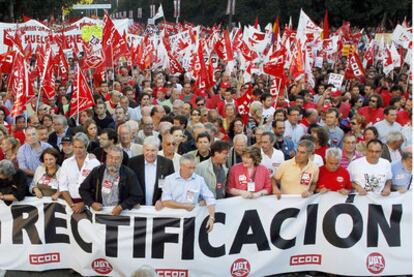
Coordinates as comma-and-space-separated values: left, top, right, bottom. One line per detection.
192, 113, 201, 116
197, 103, 205, 106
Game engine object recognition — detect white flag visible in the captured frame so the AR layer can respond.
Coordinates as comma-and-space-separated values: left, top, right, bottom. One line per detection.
153, 4, 164, 21
297, 9, 322, 44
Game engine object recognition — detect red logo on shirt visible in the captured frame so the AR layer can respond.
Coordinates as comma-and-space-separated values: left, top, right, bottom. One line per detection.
82, 169, 91, 177
300, 172, 312, 185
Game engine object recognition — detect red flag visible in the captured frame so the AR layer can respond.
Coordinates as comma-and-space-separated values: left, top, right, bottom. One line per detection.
264, 48, 286, 76
289, 41, 304, 79
0, 51, 16, 74
236, 85, 253, 124
223, 29, 234, 62
39, 49, 56, 99
69, 65, 94, 118
194, 41, 213, 97
3, 30, 24, 54
135, 42, 145, 70
93, 63, 106, 88
322, 9, 329, 39
22, 15, 31, 22
54, 46, 69, 84
102, 12, 129, 66
239, 41, 258, 61
9, 54, 28, 117
167, 52, 184, 74
345, 50, 365, 80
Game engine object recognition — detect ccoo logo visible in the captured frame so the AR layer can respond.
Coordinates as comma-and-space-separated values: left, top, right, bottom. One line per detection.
92, 258, 113, 275
230, 258, 251, 277
366, 252, 385, 274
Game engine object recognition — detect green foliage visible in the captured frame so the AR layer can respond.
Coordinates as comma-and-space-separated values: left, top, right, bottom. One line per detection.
4, 0, 412, 28
118, 0, 411, 29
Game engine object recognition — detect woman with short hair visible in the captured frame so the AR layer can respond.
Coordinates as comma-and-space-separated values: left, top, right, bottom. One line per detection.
0, 160, 27, 204
227, 146, 272, 198
1, 136, 20, 168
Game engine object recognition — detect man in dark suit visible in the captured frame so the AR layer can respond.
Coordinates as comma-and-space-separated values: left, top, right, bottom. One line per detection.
48, 115, 73, 150
127, 135, 175, 209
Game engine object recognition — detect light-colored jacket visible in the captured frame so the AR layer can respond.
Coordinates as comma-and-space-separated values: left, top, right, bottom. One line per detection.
195, 158, 228, 198
118, 143, 143, 158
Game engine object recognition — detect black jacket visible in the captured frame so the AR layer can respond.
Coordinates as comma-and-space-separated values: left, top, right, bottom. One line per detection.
79, 164, 143, 210
127, 155, 175, 205
48, 128, 73, 150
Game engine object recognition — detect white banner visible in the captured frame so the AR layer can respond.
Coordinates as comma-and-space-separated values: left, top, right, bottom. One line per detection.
328, 73, 344, 89
0, 18, 133, 54
0, 192, 411, 276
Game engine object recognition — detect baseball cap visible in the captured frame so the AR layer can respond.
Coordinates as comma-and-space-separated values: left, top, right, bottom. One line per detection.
330, 88, 342, 98
61, 136, 72, 144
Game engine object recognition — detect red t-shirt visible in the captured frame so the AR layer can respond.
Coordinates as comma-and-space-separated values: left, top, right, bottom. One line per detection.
12, 130, 26, 145
316, 166, 352, 191
315, 145, 329, 160
397, 110, 411, 126
358, 106, 384, 125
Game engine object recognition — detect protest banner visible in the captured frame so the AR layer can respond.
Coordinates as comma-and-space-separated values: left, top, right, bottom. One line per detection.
0, 192, 410, 276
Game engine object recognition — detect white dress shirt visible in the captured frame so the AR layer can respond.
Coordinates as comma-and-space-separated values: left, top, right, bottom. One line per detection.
58, 154, 101, 199
144, 160, 157, 205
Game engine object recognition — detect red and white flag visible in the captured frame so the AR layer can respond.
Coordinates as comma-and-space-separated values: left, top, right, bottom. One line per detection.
345, 50, 365, 79
9, 53, 28, 117
382, 46, 394, 76
102, 12, 129, 66
236, 85, 253, 124
69, 65, 94, 118
39, 48, 56, 99
0, 51, 16, 74
297, 9, 322, 44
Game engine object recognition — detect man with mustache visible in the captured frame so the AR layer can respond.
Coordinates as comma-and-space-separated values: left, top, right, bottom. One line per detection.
79, 145, 143, 216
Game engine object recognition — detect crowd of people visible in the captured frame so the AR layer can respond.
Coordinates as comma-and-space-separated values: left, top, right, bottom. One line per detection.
0, 28, 412, 235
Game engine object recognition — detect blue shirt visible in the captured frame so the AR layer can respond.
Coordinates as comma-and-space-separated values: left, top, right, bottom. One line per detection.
391, 161, 412, 190
17, 141, 53, 172
162, 172, 216, 206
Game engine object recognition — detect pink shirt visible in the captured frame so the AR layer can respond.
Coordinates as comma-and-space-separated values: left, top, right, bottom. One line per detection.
227, 163, 272, 194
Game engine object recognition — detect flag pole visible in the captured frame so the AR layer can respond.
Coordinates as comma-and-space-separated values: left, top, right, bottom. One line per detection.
76, 64, 80, 125
111, 44, 115, 91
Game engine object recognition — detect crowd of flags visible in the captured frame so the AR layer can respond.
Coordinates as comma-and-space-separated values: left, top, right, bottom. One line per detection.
0, 9, 411, 122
